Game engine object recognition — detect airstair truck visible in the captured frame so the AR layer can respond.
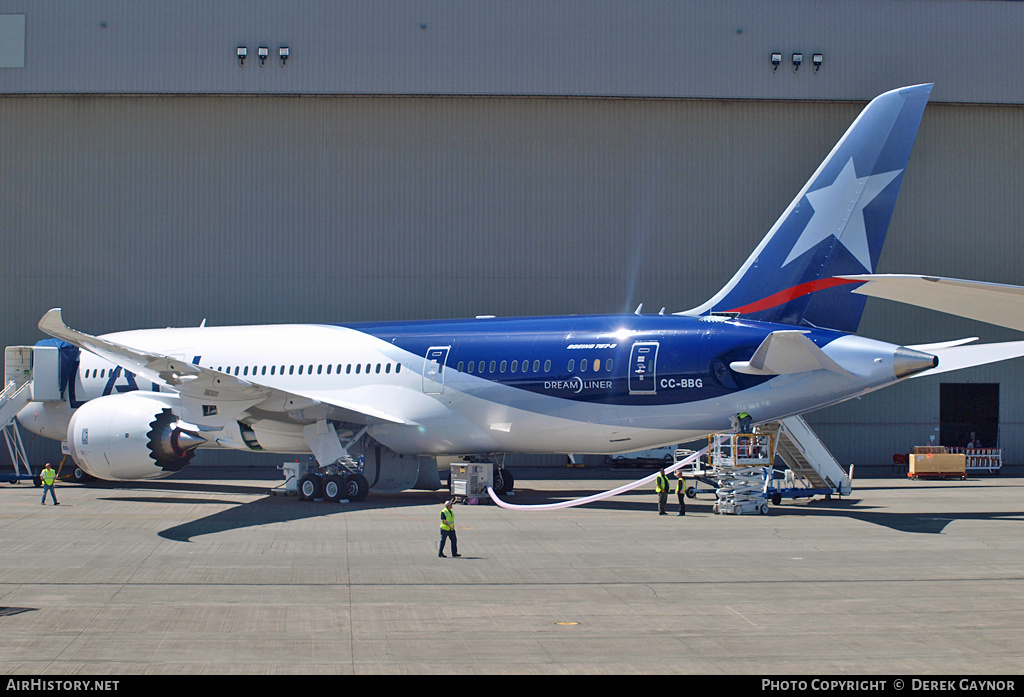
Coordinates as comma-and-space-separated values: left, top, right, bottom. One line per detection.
2, 341, 78, 484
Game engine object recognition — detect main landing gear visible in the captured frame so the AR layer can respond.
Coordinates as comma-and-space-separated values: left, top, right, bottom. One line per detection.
294, 421, 371, 502
298, 464, 370, 503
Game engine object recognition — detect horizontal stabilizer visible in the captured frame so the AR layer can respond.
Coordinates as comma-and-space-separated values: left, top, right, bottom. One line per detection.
909, 340, 1024, 379
844, 274, 1024, 332
907, 337, 978, 351
730, 330, 853, 377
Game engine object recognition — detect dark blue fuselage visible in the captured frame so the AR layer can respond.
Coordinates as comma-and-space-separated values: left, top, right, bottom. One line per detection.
349, 313, 840, 407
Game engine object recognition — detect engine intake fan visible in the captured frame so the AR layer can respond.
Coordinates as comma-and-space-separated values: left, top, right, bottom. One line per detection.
147, 408, 206, 471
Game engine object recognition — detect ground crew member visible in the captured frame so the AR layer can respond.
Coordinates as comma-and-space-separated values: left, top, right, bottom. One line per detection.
735, 411, 752, 433
676, 473, 687, 516
656, 468, 670, 515
40, 463, 59, 506
439, 500, 460, 557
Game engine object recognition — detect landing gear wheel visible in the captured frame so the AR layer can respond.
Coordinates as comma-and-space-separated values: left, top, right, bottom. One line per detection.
494, 467, 514, 495
344, 473, 370, 502
322, 474, 345, 502
298, 473, 323, 501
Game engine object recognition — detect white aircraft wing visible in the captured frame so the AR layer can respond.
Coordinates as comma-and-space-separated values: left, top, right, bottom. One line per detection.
842, 274, 1024, 332
37, 308, 406, 425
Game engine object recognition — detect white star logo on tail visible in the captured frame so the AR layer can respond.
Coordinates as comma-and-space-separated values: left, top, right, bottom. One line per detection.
783, 158, 902, 271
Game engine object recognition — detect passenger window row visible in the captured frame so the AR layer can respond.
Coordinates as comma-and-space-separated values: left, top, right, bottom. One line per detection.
84, 363, 406, 380
454, 358, 613, 375
456, 358, 552, 375
567, 358, 613, 373
214, 362, 403, 378
83, 357, 611, 382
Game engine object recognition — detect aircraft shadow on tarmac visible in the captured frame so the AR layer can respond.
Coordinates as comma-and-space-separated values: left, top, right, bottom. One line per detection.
148, 480, 1024, 541
156, 488, 446, 542
0, 606, 36, 617
507, 486, 1024, 534
85, 478, 276, 497
770, 501, 1024, 534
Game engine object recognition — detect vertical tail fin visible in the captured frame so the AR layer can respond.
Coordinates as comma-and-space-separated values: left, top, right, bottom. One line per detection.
683, 84, 932, 333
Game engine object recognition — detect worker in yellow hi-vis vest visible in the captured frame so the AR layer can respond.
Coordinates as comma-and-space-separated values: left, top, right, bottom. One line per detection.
656, 468, 670, 515
40, 462, 59, 506
438, 500, 461, 558
676, 473, 687, 516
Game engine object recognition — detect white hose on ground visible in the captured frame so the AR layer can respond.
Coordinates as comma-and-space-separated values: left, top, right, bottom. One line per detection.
486, 446, 709, 510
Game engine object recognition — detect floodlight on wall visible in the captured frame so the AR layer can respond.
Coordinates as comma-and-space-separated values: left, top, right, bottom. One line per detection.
792, 53, 803, 71
236, 46, 247, 66
279, 46, 290, 66
258, 46, 269, 66
771, 52, 782, 71
813, 53, 823, 72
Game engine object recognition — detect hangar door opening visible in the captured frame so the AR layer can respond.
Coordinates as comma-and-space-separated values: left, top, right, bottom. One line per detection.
940, 383, 999, 448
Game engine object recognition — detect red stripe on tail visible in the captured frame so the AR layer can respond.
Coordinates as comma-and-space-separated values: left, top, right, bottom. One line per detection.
726, 277, 862, 315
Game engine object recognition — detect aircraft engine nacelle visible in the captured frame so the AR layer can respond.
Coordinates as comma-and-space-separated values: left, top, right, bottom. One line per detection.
67, 392, 205, 481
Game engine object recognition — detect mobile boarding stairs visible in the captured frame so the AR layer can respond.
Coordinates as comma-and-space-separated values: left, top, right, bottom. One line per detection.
0, 346, 42, 484
675, 415, 853, 515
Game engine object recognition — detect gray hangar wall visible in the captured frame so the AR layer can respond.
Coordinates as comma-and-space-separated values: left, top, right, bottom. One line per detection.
2, 0, 1024, 468
3, 95, 1024, 467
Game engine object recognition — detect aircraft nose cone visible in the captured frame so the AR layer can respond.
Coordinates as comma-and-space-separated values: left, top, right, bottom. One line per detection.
894, 347, 938, 379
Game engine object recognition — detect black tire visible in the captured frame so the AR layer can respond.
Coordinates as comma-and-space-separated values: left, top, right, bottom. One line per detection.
344, 473, 370, 502
685, 486, 696, 499
322, 474, 344, 502
298, 473, 323, 501
32, 475, 42, 487
494, 467, 514, 494
771, 492, 782, 506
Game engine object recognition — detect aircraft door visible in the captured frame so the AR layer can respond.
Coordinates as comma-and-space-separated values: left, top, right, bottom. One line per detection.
628, 341, 659, 395
422, 346, 451, 394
